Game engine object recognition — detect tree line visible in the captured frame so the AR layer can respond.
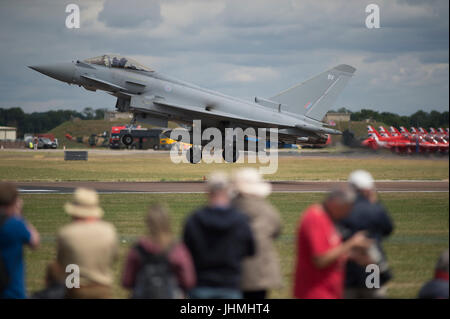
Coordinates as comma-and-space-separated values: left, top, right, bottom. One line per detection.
0, 107, 108, 137
1, 106, 448, 138
330, 107, 449, 129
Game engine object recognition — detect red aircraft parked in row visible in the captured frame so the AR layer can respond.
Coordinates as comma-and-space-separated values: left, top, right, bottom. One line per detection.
362, 125, 448, 154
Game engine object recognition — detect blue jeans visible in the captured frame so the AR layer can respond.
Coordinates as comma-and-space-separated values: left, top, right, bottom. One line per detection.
189, 287, 242, 299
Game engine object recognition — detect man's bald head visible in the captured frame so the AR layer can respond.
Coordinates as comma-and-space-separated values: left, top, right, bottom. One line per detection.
324, 185, 356, 220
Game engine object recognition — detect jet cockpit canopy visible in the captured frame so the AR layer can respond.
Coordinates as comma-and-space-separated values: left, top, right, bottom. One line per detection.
83, 54, 152, 72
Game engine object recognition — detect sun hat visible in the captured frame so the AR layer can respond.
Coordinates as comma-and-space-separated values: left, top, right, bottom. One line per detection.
64, 188, 104, 218
232, 168, 271, 198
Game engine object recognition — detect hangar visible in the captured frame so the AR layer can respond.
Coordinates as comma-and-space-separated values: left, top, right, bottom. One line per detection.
0, 126, 17, 140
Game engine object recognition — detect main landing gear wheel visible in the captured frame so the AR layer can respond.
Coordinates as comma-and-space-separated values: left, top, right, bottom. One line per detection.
122, 134, 133, 146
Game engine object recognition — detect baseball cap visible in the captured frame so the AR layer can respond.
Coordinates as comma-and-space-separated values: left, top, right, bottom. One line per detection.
348, 170, 375, 190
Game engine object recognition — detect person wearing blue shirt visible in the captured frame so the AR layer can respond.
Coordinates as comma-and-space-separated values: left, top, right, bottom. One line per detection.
0, 182, 40, 299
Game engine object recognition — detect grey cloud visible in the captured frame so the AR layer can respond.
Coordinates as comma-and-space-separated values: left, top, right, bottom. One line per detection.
98, 0, 162, 28
0, 0, 448, 115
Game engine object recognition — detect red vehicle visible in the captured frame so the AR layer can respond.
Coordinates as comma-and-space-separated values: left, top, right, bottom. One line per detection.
109, 125, 128, 149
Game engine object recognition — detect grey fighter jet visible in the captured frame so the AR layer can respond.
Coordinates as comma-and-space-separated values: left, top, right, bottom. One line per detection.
29, 54, 356, 162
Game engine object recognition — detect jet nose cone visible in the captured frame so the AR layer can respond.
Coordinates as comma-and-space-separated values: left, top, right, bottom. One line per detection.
28, 63, 75, 84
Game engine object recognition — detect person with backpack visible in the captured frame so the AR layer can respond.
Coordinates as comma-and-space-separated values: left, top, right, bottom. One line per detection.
0, 182, 40, 299
122, 204, 196, 298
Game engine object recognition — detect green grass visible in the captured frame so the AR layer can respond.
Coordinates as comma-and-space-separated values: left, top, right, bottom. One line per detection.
21, 192, 448, 299
0, 151, 448, 181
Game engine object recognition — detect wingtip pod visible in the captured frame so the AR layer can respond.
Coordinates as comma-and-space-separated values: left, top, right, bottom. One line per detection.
334, 64, 356, 75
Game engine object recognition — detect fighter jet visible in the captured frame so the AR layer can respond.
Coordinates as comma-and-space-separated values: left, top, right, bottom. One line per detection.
29, 54, 356, 163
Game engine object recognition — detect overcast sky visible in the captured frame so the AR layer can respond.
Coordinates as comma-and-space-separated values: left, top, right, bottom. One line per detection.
0, 0, 448, 115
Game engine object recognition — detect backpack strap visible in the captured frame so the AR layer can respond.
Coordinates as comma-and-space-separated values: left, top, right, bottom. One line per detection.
135, 241, 177, 263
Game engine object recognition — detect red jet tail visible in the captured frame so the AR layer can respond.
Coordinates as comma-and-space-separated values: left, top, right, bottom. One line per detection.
390, 126, 401, 136
378, 126, 391, 137
368, 125, 381, 138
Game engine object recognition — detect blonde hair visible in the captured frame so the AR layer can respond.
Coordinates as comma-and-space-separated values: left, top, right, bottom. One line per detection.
146, 204, 172, 249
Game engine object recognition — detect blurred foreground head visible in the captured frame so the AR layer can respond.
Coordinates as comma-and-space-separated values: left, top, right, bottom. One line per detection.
64, 187, 104, 219
0, 182, 19, 214
0, 182, 18, 206
231, 168, 271, 198
435, 249, 449, 277
146, 204, 172, 248
206, 171, 232, 206
324, 185, 356, 220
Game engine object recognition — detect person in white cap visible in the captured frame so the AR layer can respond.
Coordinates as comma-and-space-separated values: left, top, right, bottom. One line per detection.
339, 170, 394, 299
56, 188, 118, 298
231, 168, 282, 299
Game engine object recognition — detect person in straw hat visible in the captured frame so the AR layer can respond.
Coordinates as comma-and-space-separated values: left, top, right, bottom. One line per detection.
56, 188, 118, 299
231, 168, 283, 299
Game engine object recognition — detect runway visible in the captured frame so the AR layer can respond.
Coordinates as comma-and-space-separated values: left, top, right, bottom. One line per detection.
16, 180, 449, 194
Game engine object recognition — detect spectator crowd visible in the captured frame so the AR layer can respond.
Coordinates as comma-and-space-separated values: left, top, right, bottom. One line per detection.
0, 169, 448, 299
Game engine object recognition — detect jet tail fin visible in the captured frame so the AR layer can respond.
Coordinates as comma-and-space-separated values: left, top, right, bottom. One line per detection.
368, 125, 381, 138
270, 64, 356, 121
390, 126, 401, 136
400, 126, 410, 134
379, 126, 390, 137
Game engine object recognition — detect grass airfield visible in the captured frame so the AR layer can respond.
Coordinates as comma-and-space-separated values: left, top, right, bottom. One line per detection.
0, 149, 448, 181
0, 149, 448, 298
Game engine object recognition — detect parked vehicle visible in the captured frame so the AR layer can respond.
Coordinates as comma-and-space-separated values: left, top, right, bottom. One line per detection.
37, 137, 57, 149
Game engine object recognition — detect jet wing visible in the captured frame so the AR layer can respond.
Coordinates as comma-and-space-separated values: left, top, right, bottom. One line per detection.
295, 123, 341, 135
151, 98, 291, 129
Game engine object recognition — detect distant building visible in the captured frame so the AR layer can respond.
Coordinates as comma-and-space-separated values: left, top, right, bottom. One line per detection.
104, 111, 132, 121
0, 126, 17, 140
324, 112, 351, 123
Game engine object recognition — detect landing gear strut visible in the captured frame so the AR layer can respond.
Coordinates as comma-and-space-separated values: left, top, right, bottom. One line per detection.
186, 145, 202, 164
222, 143, 239, 163
185, 144, 240, 164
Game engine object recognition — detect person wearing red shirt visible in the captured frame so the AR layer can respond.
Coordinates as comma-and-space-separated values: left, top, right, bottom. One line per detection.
294, 186, 372, 299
